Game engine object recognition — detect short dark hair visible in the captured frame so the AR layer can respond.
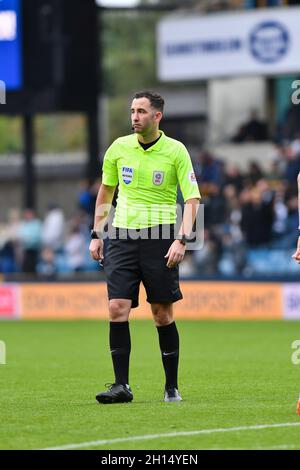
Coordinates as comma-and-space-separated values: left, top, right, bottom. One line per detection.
133, 90, 164, 113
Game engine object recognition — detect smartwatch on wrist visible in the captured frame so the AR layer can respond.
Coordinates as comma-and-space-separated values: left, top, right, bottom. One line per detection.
90, 230, 103, 240
177, 234, 188, 246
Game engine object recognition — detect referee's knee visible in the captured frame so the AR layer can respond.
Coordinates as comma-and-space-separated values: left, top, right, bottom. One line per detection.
151, 303, 173, 326
109, 299, 131, 321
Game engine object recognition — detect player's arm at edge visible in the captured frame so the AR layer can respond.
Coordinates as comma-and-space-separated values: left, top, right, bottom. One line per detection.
89, 183, 117, 262
292, 172, 300, 264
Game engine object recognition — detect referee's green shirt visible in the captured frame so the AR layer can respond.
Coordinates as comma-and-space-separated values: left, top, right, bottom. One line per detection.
102, 131, 201, 229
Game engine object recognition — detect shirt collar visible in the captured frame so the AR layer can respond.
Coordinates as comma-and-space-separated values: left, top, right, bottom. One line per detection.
132, 130, 165, 151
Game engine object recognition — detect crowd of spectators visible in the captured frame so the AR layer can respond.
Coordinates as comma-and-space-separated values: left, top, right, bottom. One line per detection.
180, 135, 300, 277
0, 136, 300, 279
0, 186, 99, 277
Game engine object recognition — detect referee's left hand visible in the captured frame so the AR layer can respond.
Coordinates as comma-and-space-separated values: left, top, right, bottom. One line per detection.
89, 239, 104, 263
164, 240, 186, 269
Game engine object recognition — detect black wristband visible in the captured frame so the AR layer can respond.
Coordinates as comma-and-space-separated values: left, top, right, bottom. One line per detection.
176, 234, 188, 245
90, 230, 102, 240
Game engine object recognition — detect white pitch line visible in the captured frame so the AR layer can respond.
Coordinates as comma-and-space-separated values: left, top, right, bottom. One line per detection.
43, 422, 300, 450
208, 443, 300, 450
256, 444, 300, 450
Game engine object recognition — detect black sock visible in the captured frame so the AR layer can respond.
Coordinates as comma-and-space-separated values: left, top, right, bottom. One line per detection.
157, 322, 179, 389
109, 321, 131, 386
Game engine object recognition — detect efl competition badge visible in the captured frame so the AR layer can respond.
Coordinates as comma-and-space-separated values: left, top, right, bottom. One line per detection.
189, 171, 197, 184
122, 167, 134, 185
153, 171, 164, 186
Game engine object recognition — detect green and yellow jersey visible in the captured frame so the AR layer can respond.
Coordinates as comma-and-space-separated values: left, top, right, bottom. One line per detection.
102, 130, 201, 229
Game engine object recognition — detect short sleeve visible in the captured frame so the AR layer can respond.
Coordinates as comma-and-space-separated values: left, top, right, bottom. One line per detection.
102, 143, 118, 186
175, 144, 201, 202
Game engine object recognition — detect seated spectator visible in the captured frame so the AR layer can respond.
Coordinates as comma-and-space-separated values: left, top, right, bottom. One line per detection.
290, 132, 300, 156
195, 151, 224, 188
223, 184, 243, 230
0, 208, 21, 273
224, 165, 244, 193
194, 229, 220, 275
0, 241, 16, 274
284, 194, 299, 246
37, 247, 57, 278
19, 209, 42, 274
179, 253, 197, 278
232, 110, 268, 142
245, 161, 264, 186
65, 224, 86, 272
280, 104, 300, 140
271, 184, 288, 240
241, 186, 274, 247
283, 145, 300, 185
218, 230, 246, 276
78, 180, 100, 226
266, 160, 285, 185
204, 184, 226, 227
78, 180, 94, 214
42, 203, 65, 252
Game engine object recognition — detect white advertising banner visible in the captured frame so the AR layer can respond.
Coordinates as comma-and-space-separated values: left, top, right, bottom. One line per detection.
157, 7, 300, 81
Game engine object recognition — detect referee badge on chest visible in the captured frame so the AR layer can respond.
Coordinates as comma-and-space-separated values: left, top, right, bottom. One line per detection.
122, 166, 134, 185
153, 171, 164, 186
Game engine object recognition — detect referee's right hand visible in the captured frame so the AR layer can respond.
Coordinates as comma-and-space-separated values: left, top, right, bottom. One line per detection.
89, 239, 104, 262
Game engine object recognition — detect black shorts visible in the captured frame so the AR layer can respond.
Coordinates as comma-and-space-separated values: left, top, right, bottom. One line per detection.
103, 225, 183, 308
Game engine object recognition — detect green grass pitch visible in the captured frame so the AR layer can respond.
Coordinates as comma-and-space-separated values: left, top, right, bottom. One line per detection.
0, 320, 300, 450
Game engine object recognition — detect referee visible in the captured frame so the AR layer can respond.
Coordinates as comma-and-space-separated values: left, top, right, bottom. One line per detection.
90, 91, 200, 404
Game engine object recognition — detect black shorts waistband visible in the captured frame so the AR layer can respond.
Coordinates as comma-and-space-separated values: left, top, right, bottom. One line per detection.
110, 224, 175, 240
